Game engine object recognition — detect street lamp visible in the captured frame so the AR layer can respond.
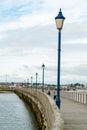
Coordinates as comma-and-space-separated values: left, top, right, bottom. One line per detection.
31, 76, 33, 89
42, 64, 45, 92
36, 73, 38, 90
27, 78, 29, 88
55, 9, 65, 108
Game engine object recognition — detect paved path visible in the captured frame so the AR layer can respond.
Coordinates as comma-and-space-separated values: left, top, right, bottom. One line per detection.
61, 98, 87, 130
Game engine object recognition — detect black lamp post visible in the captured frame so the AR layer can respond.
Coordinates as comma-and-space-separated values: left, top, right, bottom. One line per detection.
55, 9, 65, 108
31, 76, 33, 89
27, 78, 29, 88
42, 64, 45, 92
36, 73, 38, 90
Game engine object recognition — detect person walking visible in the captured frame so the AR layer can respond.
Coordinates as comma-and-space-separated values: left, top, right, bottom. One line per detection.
47, 88, 51, 96
53, 89, 57, 100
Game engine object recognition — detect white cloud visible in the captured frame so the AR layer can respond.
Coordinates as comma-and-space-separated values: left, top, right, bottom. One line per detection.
0, 0, 87, 84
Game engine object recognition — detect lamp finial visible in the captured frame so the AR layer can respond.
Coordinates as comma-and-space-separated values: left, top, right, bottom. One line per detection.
60, 8, 61, 12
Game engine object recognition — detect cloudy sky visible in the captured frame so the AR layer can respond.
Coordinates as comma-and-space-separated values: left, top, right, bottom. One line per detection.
0, 0, 87, 84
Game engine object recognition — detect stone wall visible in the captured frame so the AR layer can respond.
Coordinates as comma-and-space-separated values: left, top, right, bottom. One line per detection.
15, 88, 64, 130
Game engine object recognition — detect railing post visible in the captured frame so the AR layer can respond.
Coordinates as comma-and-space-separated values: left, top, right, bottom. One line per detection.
86, 94, 87, 104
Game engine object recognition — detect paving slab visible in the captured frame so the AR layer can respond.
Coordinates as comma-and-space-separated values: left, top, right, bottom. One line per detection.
61, 98, 87, 130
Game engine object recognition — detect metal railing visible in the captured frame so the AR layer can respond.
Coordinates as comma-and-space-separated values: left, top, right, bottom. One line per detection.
61, 91, 87, 105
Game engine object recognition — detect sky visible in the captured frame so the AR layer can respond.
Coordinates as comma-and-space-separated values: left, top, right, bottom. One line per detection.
0, 0, 87, 84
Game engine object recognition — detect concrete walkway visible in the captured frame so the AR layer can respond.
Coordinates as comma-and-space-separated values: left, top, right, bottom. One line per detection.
61, 97, 87, 130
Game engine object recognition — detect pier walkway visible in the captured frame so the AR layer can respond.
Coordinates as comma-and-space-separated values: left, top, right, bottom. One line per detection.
61, 97, 87, 130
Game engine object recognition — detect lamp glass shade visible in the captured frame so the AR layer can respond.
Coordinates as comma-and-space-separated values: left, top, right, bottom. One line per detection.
55, 18, 64, 30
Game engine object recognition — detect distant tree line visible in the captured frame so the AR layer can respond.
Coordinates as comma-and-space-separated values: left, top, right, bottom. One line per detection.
67, 83, 84, 90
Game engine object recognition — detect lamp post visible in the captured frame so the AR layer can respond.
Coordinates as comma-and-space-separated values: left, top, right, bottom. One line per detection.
36, 73, 38, 90
27, 78, 29, 88
31, 76, 33, 89
42, 64, 45, 92
55, 9, 65, 108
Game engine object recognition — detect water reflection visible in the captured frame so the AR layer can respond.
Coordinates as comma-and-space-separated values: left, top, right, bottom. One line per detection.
0, 93, 39, 130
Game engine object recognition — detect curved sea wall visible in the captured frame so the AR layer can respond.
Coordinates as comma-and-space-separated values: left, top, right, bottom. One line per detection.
15, 88, 64, 130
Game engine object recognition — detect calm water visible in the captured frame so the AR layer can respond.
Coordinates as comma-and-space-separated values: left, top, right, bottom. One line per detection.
0, 93, 39, 130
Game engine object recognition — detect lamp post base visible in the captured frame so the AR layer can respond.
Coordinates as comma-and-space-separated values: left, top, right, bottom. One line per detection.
56, 95, 61, 109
